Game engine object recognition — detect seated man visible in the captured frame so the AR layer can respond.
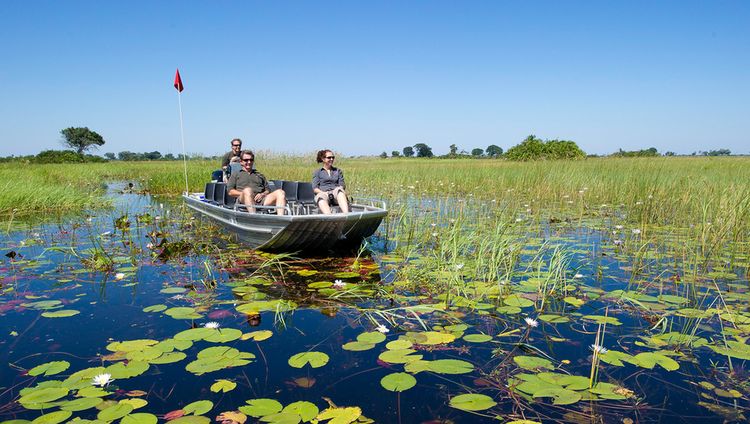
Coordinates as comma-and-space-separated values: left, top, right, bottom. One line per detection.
211, 138, 243, 181
227, 150, 286, 215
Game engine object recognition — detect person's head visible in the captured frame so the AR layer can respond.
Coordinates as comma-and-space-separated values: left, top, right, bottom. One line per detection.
230, 138, 242, 154
239, 150, 255, 171
230, 156, 241, 163
316, 149, 335, 164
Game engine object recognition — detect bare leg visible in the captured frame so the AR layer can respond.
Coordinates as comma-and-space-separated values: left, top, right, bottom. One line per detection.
336, 191, 350, 213
239, 187, 256, 213
264, 189, 287, 215
317, 197, 332, 214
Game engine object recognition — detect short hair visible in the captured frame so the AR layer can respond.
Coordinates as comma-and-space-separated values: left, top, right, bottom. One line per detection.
231, 138, 242, 146
316, 149, 332, 163
240, 149, 254, 160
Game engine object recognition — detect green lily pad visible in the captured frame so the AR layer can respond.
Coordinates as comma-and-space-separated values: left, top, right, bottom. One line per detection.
147, 352, 186, 364
142, 305, 167, 313
242, 330, 273, 341
342, 341, 376, 351
31, 411, 72, 424
19, 387, 69, 405
504, 294, 534, 308
288, 352, 329, 369
121, 413, 158, 424
28, 361, 70, 377
97, 403, 133, 421
582, 315, 622, 326
379, 349, 423, 364
239, 399, 283, 417
164, 307, 202, 319
357, 331, 386, 344
425, 359, 475, 374
538, 314, 570, 324
41, 310, 80, 318
168, 417, 210, 424
106, 339, 158, 352
315, 407, 361, 423
174, 328, 216, 341
282, 401, 319, 422
533, 387, 581, 405
632, 352, 679, 371
210, 380, 237, 393
183, 400, 213, 416
59, 397, 103, 412
160, 287, 187, 294
514, 356, 554, 370
463, 334, 493, 343
449, 394, 497, 411
380, 372, 417, 392
385, 339, 413, 350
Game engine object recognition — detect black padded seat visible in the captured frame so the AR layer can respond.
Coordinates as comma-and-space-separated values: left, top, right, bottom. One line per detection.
204, 183, 216, 202
223, 189, 237, 208
213, 183, 227, 205
281, 181, 298, 203
297, 182, 315, 204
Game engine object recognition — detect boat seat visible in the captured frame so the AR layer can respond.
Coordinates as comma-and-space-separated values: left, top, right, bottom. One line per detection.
281, 181, 298, 203
204, 183, 216, 202
296, 182, 317, 214
223, 189, 237, 208
213, 183, 227, 205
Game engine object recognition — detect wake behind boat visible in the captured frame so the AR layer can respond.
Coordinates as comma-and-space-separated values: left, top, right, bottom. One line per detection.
183, 180, 387, 252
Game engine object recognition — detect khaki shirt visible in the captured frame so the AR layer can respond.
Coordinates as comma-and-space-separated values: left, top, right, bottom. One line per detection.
227, 169, 269, 194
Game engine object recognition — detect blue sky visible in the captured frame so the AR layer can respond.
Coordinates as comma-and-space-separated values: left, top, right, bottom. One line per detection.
1, 1, 748, 157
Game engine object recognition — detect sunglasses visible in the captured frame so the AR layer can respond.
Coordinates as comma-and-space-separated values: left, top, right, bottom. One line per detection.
241, 158, 254, 162
325, 156, 335, 159
232, 144, 241, 147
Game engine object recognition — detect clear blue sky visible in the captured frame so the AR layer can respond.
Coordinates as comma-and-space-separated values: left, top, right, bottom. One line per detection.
1, 1, 748, 157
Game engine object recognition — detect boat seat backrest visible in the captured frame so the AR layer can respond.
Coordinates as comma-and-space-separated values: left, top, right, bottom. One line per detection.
223, 188, 237, 208
213, 183, 227, 205
297, 182, 315, 204
204, 183, 216, 202
282, 181, 298, 202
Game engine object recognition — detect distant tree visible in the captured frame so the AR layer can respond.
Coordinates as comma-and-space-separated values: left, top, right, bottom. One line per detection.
164, 153, 175, 160
703, 149, 731, 156
664, 151, 676, 156
611, 147, 659, 157
414, 143, 434, 158
379, 151, 388, 158
449, 144, 458, 156
118, 151, 138, 161
391, 151, 401, 157
60, 127, 105, 154
104, 152, 116, 160
471, 148, 484, 157
143, 151, 162, 160
505, 135, 586, 161
403, 146, 415, 157
486, 144, 503, 157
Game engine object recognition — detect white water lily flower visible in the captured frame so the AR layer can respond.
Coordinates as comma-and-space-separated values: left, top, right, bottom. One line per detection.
146, 242, 154, 249
455, 263, 464, 270
114, 273, 125, 281
615, 225, 623, 230
524, 317, 539, 328
589, 344, 608, 355
92, 373, 113, 387
574, 273, 583, 279
431, 232, 438, 237
376, 324, 390, 333
613, 239, 623, 246
204, 322, 220, 329
333, 280, 346, 289
632, 229, 641, 235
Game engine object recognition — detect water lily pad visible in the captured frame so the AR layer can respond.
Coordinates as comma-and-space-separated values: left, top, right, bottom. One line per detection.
538, 314, 570, 324
148, 352, 186, 364
183, 400, 213, 415
19, 387, 69, 404
59, 397, 103, 411
315, 406, 361, 423
381, 373, 417, 392
210, 380, 237, 393
121, 413, 158, 424
239, 399, 283, 417
504, 294, 534, 308
168, 417, 210, 424
599, 350, 636, 367
342, 341, 376, 352
106, 339, 158, 352
449, 394, 496, 411
307, 281, 332, 289
174, 328, 215, 341
31, 411, 72, 424
405, 331, 455, 345
332, 271, 360, 278
379, 349, 422, 364
582, 315, 622, 326
632, 352, 679, 371
76, 386, 110, 398
282, 401, 319, 422
424, 359, 474, 374
241, 330, 273, 341
203, 328, 243, 343
514, 356, 554, 370
119, 398, 148, 409
258, 412, 300, 423
563, 296, 585, 307
357, 331, 386, 344
288, 352, 329, 369
164, 307, 202, 319
533, 387, 581, 405
463, 334, 492, 343
28, 361, 70, 377
385, 339, 413, 350
160, 287, 187, 294
41, 309, 80, 318
106, 361, 149, 379
142, 305, 167, 313
97, 403, 133, 421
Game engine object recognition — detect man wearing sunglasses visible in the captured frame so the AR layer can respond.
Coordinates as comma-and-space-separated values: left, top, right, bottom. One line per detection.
227, 150, 287, 215
211, 138, 243, 181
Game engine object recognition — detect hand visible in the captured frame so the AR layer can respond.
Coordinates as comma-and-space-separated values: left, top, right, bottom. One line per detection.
253, 192, 266, 203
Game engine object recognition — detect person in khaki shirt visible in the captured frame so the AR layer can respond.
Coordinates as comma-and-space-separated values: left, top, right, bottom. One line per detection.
227, 150, 287, 215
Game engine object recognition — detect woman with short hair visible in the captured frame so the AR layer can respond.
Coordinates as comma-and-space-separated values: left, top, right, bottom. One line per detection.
312, 149, 349, 214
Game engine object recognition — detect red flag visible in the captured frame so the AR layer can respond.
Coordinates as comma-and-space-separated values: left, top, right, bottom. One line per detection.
174, 69, 184, 92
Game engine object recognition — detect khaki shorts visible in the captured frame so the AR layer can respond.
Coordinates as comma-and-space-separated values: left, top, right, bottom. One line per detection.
315, 187, 345, 205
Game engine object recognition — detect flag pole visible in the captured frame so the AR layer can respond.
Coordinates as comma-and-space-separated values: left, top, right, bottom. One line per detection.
174, 69, 189, 195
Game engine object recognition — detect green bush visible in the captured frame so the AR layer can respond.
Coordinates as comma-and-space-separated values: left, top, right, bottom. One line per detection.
505, 135, 586, 161
33, 150, 107, 164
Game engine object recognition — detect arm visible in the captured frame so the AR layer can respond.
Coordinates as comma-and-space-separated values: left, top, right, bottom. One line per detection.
312, 170, 324, 194
337, 169, 346, 190
227, 174, 241, 197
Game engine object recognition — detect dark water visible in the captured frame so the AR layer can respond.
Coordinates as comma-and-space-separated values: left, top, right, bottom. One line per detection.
1, 188, 748, 424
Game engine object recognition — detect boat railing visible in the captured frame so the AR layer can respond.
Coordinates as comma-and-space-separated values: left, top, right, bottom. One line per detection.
352, 197, 387, 210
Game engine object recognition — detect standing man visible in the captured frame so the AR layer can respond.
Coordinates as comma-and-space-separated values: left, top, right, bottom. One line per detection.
227, 150, 287, 215
211, 138, 243, 181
